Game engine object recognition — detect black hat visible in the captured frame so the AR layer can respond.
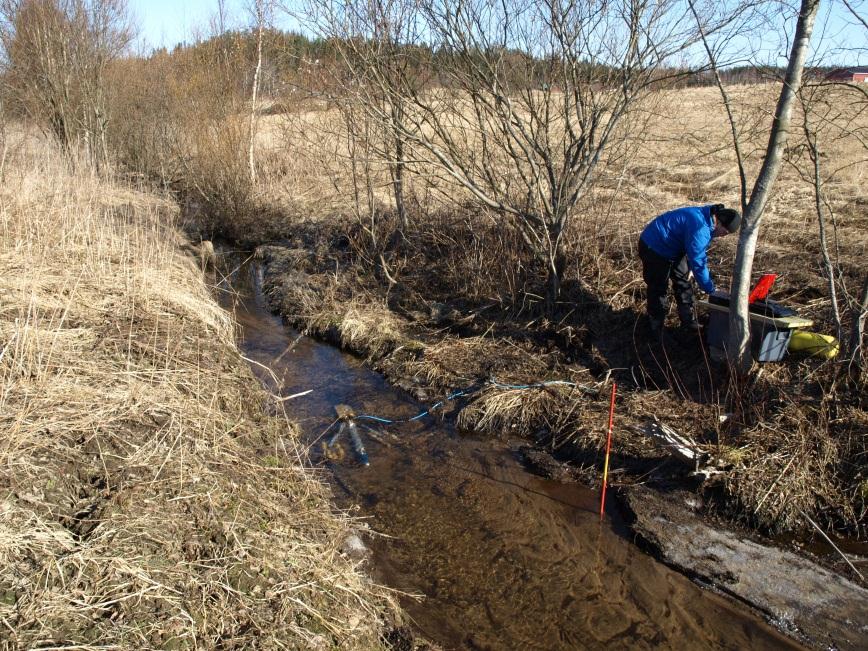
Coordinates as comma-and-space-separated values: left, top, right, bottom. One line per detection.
715, 206, 741, 233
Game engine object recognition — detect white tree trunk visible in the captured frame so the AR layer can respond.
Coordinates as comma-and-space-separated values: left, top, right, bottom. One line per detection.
248, 1, 264, 185
727, 0, 821, 371
849, 275, 868, 378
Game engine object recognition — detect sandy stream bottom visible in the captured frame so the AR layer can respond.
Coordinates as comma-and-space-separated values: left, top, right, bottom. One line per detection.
217, 261, 803, 651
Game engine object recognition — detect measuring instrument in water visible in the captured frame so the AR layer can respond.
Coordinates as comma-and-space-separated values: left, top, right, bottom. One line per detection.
322, 404, 370, 466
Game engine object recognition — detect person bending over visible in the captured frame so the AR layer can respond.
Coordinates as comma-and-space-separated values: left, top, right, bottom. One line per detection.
639, 203, 741, 337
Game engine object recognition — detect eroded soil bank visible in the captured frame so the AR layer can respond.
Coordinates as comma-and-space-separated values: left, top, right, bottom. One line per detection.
218, 259, 831, 650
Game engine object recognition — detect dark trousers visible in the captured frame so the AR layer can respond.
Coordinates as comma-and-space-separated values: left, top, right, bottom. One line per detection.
638, 238, 694, 324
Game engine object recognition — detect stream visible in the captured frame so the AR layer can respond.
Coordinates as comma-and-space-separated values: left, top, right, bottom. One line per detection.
217, 261, 804, 650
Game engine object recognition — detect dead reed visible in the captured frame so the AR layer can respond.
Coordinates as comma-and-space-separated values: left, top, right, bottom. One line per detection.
0, 132, 397, 649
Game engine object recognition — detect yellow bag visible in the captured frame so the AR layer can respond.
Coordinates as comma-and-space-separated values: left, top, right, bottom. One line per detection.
788, 330, 839, 359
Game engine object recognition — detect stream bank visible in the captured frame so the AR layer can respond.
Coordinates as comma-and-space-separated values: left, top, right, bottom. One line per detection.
623, 487, 868, 651
218, 256, 858, 650
0, 135, 397, 650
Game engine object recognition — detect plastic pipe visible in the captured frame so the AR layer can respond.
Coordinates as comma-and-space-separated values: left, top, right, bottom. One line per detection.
347, 421, 370, 466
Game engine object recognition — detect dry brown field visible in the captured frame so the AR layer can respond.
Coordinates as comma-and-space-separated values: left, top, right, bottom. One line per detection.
249, 83, 867, 326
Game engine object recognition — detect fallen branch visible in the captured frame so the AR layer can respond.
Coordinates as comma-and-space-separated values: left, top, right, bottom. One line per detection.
634, 418, 724, 479
802, 510, 865, 583
274, 389, 313, 402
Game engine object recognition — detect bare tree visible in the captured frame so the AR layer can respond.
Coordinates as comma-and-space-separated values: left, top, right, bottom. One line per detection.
217, 0, 227, 34
247, 0, 273, 184
850, 275, 868, 377
793, 81, 868, 380
0, 95, 7, 179
722, 0, 820, 370
0, 0, 132, 166
791, 82, 853, 342
302, 0, 420, 232
303, 0, 733, 309
694, 0, 867, 373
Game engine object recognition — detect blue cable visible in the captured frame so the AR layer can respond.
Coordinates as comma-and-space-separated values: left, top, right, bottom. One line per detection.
355, 414, 396, 424
332, 378, 589, 466
355, 386, 475, 424
489, 378, 578, 390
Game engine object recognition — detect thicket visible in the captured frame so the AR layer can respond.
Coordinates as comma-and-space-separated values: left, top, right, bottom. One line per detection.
107, 45, 257, 236
0, 0, 132, 168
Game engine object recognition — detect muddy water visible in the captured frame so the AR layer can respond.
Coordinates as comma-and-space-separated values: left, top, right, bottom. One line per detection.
218, 262, 803, 651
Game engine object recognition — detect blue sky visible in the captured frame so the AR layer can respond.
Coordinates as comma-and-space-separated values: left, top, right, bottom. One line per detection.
130, 0, 219, 49
129, 0, 301, 50
129, 0, 865, 63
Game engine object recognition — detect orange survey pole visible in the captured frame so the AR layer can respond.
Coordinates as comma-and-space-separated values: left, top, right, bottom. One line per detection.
600, 383, 617, 520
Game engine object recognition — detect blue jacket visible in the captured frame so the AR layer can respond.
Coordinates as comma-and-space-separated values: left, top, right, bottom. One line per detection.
640, 205, 716, 293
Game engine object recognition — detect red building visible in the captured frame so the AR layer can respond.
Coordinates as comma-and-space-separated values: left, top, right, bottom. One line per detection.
825, 66, 868, 83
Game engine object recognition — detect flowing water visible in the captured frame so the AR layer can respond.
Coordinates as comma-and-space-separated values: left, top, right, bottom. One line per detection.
217, 261, 803, 651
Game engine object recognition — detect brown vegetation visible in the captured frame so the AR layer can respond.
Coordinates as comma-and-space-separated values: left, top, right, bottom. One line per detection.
0, 132, 397, 649
1, 0, 865, 614
243, 80, 866, 539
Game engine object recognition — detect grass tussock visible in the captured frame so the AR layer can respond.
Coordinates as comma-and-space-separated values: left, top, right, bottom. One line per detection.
0, 135, 395, 649
398, 332, 553, 386
457, 384, 598, 445
719, 372, 868, 533
257, 245, 417, 363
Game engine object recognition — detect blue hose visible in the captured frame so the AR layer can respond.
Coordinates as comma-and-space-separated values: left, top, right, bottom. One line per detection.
355, 386, 474, 424
331, 376, 588, 466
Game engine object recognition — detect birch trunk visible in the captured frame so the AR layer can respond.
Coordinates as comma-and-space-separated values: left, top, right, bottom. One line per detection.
808, 132, 842, 340
248, 1, 264, 185
849, 275, 868, 378
390, 101, 407, 229
727, 0, 821, 371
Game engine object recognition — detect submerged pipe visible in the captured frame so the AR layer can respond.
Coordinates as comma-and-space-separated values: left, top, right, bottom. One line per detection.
327, 422, 345, 449
346, 421, 369, 466
327, 404, 370, 466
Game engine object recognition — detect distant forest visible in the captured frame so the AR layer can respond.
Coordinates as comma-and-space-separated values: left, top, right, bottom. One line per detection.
150, 29, 856, 100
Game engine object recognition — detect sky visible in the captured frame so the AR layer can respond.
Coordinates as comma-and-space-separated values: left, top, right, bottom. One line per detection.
129, 0, 866, 63
130, 0, 249, 50
128, 0, 302, 51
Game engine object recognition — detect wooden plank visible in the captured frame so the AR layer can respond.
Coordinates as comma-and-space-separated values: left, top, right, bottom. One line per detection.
697, 300, 813, 328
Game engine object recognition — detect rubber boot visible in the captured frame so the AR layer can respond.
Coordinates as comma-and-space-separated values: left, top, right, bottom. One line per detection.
678, 306, 701, 332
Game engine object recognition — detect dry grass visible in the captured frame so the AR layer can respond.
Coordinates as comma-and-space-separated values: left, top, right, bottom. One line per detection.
0, 132, 397, 649
257, 84, 866, 272
240, 82, 868, 536
716, 368, 868, 532
456, 384, 599, 446
256, 244, 422, 363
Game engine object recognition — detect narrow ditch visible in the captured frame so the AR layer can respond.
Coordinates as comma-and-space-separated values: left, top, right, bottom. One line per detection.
216, 259, 805, 650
